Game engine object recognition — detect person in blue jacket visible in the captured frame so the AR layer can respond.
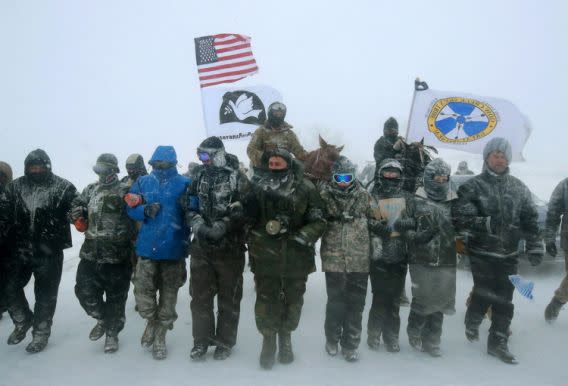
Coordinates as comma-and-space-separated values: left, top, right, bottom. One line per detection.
126, 145, 191, 360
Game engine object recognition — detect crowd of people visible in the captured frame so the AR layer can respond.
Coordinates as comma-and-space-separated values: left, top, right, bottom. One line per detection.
0, 102, 566, 369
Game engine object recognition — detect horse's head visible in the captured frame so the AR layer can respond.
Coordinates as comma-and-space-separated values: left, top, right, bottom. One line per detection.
303, 136, 345, 182
318, 135, 344, 163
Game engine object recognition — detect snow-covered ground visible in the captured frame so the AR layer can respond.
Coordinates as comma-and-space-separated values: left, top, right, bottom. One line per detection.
1, 233, 567, 386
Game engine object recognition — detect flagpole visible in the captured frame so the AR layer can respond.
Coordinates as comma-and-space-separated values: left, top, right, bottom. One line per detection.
405, 77, 428, 141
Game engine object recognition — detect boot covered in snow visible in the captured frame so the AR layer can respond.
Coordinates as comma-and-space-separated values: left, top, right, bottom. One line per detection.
7, 321, 33, 345
152, 325, 168, 360
213, 345, 232, 360
487, 333, 517, 365
141, 319, 157, 348
259, 334, 277, 370
89, 320, 105, 341
25, 334, 48, 353
190, 343, 208, 361
341, 348, 360, 362
104, 334, 119, 353
278, 331, 294, 364
367, 330, 381, 351
325, 340, 338, 356
545, 297, 564, 323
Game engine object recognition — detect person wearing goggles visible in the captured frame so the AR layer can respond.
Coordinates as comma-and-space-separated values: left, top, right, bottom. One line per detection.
318, 156, 379, 362
246, 102, 307, 169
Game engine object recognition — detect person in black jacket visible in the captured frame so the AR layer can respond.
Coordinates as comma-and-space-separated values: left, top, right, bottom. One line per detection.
183, 137, 250, 361
452, 138, 543, 364
2, 149, 77, 353
543, 177, 568, 322
0, 161, 14, 320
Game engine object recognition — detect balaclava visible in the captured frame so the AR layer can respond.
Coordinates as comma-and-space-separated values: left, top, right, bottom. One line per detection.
383, 117, 399, 139
125, 153, 147, 181
93, 153, 119, 186
377, 158, 403, 196
331, 156, 357, 192
423, 158, 451, 201
267, 102, 287, 129
198, 136, 227, 169
24, 149, 52, 184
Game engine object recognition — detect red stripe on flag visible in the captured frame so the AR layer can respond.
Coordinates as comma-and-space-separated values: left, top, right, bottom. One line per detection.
213, 37, 243, 46
216, 51, 252, 62
201, 76, 246, 88
215, 43, 251, 54
199, 66, 258, 81
197, 59, 257, 73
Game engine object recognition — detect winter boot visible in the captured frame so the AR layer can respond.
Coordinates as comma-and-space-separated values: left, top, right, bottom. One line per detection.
367, 331, 381, 351
422, 342, 442, 357
104, 334, 119, 354
278, 331, 294, 364
190, 343, 208, 361
545, 298, 564, 323
465, 325, 479, 342
25, 334, 48, 353
213, 345, 232, 360
152, 325, 168, 360
7, 321, 33, 345
141, 319, 158, 348
89, 320, 105, 341
325, 340, 338, 356
341, 348, 360, 362
408, 336, 422, 350
384, 340, 400, 353
487, 333, 517, 365
259, 334, 277, 370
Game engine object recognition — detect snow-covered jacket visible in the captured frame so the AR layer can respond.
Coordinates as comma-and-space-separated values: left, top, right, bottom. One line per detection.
545, 178, 568, 251
127, 146, 191, 260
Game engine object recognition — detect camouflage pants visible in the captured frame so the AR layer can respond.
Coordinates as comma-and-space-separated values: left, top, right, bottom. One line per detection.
324, 272, 368, 350
75, 259, 131, 335
407, 310, 443, 348
134, 258, 187, 329
5, 249, 64, 338
255, 275, 307, 336
189, 246, 245, 348
368, 262, 407, 344
465, 255, 516, 337
553, 251, 568, 303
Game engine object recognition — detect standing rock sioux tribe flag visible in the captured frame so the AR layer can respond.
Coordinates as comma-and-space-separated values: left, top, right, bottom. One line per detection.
406, 80, 531, 161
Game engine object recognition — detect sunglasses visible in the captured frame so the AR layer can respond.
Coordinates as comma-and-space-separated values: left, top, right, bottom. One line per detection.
333, 174, 354, 183
198, 152, 211, 162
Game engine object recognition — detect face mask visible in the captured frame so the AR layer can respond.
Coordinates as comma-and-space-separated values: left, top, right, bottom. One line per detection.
28, 172, 49, 184
98, 173, 118, 186
424, 179, 449, 201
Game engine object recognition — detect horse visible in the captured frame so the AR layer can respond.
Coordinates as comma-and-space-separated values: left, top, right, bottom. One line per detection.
399, 138, 437, 193
302, 136, 344, 183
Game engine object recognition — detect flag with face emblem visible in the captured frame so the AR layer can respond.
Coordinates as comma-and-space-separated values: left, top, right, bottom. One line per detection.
406, 81, 531, 161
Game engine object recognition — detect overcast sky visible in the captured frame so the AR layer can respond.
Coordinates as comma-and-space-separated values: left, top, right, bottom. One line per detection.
1, 0, 566, 198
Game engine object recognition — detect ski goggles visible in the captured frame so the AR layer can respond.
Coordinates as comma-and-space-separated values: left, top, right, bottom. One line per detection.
197, 152, 211, 162
333, 173, 354, 184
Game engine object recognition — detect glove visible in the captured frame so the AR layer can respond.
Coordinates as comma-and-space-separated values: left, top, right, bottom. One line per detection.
368, 219, 390, 238
290, 231, 312, 247
546, 240, 558, 257
124, 193, 143, 208
70, 206, 86, 221
227, 201, 244, 222
405, 230, 434, 244
207, 221, 227, 242
144, 203, 161, 219
393, 217, 416, 233
528, 251, 544, 266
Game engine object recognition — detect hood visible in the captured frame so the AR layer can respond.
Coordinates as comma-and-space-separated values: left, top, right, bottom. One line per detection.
24, 149, 52, 176
0, 161, 13, 185
149, 146, 178, 166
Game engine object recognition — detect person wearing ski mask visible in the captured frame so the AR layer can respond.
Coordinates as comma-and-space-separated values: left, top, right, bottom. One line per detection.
373, 117, 405, 180
246, 102, 307, 169
452, 137, 543, 364
367, 158, 411, 353
126, 145, 191, 360
244, 148, 326, 369
70, 154, 136, 353
399, 158, 457, 358
183, 136, 250, 361
2, 149, 76, 353
319, 156, 380, 362
121, 153, 148, 188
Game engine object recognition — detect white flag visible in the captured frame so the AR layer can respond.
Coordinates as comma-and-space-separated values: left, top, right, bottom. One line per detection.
200, 85, 282, 141
407, 86, 531, 161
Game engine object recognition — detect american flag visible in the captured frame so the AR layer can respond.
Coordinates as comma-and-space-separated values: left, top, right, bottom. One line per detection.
194, 34, 259, 88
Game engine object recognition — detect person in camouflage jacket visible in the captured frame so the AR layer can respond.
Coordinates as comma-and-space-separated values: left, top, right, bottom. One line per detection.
183, 137, 251, 361
70, 154, 136, 353
0, 161, 13, 320
402, 158, 457, 358
246, 102, 307, 169
244, 148, 326, 369
319, 156, 378, 362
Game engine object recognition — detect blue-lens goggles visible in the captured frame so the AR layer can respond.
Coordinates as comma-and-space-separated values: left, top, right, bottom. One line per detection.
333, 173, 354, 183
198, 152, 210, 162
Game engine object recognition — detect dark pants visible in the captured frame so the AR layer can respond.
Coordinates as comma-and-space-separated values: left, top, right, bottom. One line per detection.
465, 255, 517, 337
407, 310, 444, 348
5, 248, 64, 337
0, 247, 9, 313
75, 259, 132, 335
255, 275, 307, 336
189, 246, 245, 348
368, 262, 407, 344
325, 272, 368, 350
